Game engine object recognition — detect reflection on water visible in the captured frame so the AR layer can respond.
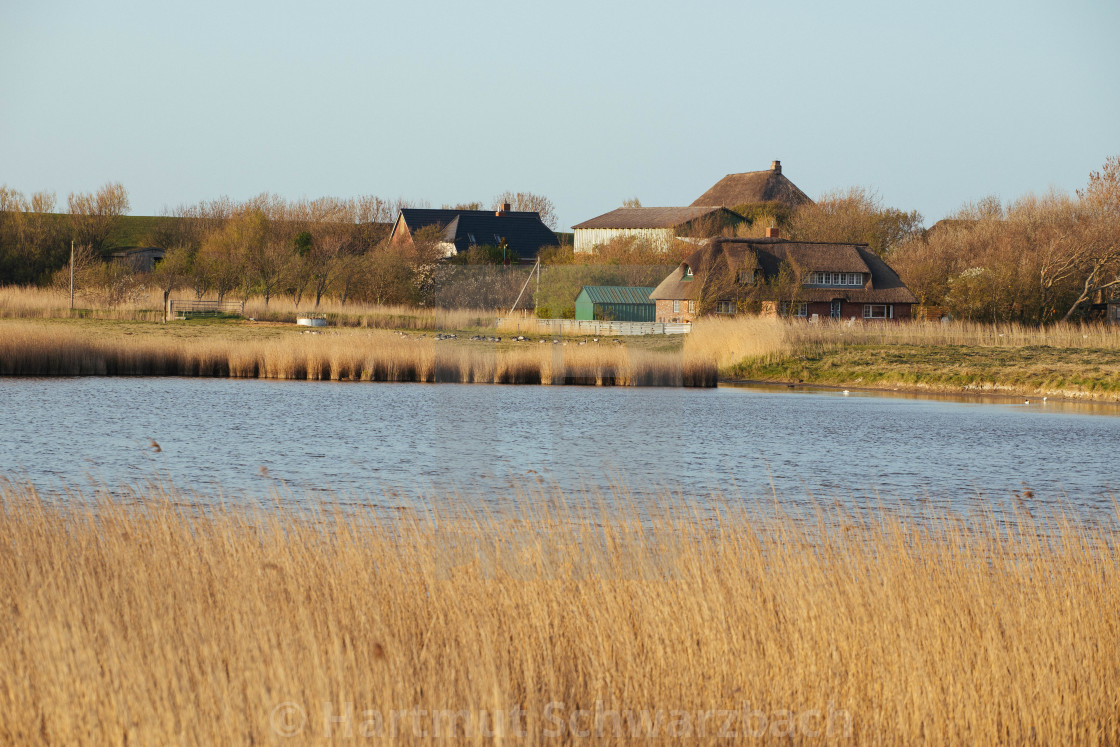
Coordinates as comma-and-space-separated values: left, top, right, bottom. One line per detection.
0, 378, 1117, 516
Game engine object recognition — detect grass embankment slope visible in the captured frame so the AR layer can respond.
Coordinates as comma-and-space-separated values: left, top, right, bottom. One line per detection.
2, 482, 1117, 744
690, 317, 1120, 401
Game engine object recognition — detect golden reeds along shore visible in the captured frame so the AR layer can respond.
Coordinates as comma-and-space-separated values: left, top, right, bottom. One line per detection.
1, 481, 1117, 744
0, 319, 716, 386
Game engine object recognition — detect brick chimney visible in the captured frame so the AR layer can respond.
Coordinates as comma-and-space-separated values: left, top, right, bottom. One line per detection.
771, 160, 781, 174
496, 202, 511, 217
766, 226, 780, 238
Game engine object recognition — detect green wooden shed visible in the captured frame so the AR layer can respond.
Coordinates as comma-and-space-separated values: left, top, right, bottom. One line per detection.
574, 286, 656, 322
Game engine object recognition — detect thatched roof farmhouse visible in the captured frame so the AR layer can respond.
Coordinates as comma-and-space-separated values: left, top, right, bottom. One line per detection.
691, 161, 812, 210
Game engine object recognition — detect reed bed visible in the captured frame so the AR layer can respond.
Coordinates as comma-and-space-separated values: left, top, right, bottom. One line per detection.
783, 318, 1120, 351
686, 315, 1120, 370
0, 286, 164, 321
1, 480, 1117, 744
0, 286, 496, 330
0, 320, 716, 386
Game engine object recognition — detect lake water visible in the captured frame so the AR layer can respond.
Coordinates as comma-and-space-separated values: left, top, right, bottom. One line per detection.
1, 378, 1117, 517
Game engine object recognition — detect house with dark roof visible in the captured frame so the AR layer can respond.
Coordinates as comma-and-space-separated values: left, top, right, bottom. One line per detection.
388, 204, 558, 260
649, 229, 916, 323
571, 206, 746, 253
691, 161, 812, 211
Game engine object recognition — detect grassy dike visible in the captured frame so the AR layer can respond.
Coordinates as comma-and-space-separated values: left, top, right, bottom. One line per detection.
725, 344, 1120, 401
683, 316, 1120, 402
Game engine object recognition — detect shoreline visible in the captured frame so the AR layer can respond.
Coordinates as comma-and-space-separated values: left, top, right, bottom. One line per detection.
720, 376, 1120, 407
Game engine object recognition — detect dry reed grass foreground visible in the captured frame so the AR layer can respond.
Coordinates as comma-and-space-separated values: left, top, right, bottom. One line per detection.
1, 481, 1117, 744
0, 321, 715, 386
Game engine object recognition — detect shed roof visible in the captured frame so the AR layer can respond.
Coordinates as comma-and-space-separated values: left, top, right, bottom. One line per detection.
691, 162, 812, 209
571, 206, 733, 230
577, 286, 656, 305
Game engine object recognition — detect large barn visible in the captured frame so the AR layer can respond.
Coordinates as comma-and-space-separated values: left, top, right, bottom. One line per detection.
571, 206, 745, 254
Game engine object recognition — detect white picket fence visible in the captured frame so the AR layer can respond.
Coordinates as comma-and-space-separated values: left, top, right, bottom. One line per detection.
497, 318, 692, 336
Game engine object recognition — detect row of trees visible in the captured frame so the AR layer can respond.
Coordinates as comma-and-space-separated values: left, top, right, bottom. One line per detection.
0, 183, 564, 310
117, 198, 448, 311
0, 182, 131, 284
4, 158, 1117, 322
890, 157, 1120, 322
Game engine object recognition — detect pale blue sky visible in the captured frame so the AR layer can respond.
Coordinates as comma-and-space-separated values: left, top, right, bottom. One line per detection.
2, 0, 1117, 229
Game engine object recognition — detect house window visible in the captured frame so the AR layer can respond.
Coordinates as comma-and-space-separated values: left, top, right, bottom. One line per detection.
716, 300, 736, 315
737, 268, 757, 284
467, 233, 477, 245
682, 264, 693, 280
688, 300, 696, 314
673, 300, 681, 313
781, 301, 808, 317
493, 234, 502, 244
863, 304, 893, 319
807, 272, 864, 286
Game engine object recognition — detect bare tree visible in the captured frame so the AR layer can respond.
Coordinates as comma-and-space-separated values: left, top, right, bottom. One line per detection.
788, 187, 923, 256
150, 246, 194, 320
195, 217, 248, 302
67, 182, 130, 255
1063, 156, 1120, 320
492, 191, 557, 229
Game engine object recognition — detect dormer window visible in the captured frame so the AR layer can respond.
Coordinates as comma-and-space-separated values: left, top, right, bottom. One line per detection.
737, 268, 758, 284
806, 272, 864, 286
682, 264, 693, 281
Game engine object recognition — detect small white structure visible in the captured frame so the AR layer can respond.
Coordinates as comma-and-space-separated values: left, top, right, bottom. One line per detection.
296, 315, 327, 327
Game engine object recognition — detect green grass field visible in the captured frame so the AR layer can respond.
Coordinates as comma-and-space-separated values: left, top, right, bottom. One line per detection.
727, 343, 1120, 400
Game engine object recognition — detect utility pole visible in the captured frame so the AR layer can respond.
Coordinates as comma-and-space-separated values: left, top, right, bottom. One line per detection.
69, 240, 74, 310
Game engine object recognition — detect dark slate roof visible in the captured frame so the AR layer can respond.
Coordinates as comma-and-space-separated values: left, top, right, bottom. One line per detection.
577, 286, 656, 305
571, 206, 735, 230
395, 208, 559, 257
691, 163, 813, 209
649, 238, 916, 304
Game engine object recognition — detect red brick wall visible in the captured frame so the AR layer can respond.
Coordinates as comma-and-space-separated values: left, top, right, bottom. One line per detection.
655, 299, 696, 323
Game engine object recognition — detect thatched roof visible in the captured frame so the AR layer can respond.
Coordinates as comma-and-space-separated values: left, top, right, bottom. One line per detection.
649, 237, 916, 304
690, 161, 812, 209
571, 206, 736, 230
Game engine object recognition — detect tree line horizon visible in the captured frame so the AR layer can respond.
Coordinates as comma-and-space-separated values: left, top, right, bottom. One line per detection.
1, 156, 1117, 323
